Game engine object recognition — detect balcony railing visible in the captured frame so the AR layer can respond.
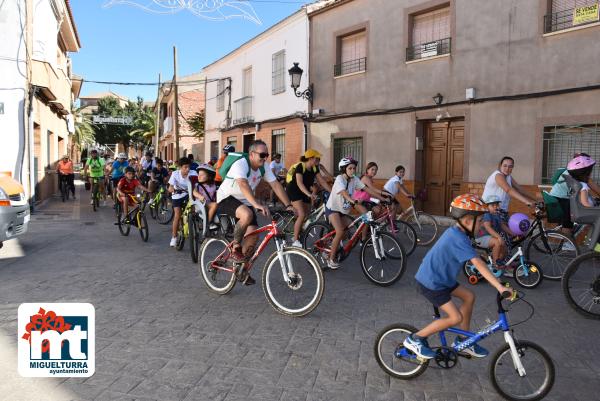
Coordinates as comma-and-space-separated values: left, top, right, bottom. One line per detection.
334, 57, 367, 77
406, 37, 451, 62
544, 6, 600, 33
233, 96, 253, 125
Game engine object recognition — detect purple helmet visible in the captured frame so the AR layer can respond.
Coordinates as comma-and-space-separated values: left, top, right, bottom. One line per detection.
567, 155, 596, 172
508, 213, 530, 236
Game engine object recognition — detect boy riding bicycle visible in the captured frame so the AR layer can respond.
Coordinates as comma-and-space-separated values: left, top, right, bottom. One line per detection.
117, 167, 150, 222
403, 194, 513, 360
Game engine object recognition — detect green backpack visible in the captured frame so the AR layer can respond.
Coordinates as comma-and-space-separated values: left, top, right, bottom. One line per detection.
218, 152, 265, 182
550, 168, 567, 185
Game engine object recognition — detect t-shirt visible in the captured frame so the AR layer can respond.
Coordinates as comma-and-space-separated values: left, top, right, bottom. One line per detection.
168, 170, 198, 200
217, 158, 276, 205
482, 170, 512, 211
141, 158, 156, 173
152, 167, 169, 182
383, 175, 403, 196
477, 212, 503, 238
270, 160, 285, 176
288, 163, 320, 193
190, 161, 200, 171
549, 170, 570, 199
57, 160, 73, 175
195, 182, 217, 204
86, 157, 105, 178
326, 175, 366, 214
118, 177, 140, 194
581, 182, 595, 205
415, 226, 477, 291
111, 160, 129, 179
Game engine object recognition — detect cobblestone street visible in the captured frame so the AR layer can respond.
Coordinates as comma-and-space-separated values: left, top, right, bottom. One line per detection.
0, 185, 598, 401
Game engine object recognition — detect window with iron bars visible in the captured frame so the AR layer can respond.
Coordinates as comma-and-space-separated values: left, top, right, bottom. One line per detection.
227, 136, 237, 150
407, 6, 451, 61
216, 79, 225, 112
542, 123, 600, 184
271, 129, 285, 166
333, 137, 363, 175
335, 30, 367, 77
272, 50, 286, 95
544, 0, 599, 33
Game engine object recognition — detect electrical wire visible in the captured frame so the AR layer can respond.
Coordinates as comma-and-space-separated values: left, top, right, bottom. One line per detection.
72, 77, 225, 86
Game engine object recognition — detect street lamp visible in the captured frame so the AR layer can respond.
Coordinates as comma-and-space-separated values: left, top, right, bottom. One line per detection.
288, 62, 313, 102
433, 93, 444, 105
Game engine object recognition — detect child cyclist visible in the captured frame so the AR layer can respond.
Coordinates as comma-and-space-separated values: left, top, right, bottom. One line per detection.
325, 157, 390, 270
192, 163, 218, 227
403, 194, 513, 359
117, 167, 150, 222
476, 195, 513, 268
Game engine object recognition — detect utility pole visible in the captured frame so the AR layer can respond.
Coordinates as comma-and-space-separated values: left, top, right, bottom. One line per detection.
154, 73, 161, 156
173, 46, 180, 159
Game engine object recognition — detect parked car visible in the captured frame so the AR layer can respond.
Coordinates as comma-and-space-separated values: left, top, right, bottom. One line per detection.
0, 174, 29, 249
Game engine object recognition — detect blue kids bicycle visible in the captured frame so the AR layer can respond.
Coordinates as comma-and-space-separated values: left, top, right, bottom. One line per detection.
374, 289, 555, 401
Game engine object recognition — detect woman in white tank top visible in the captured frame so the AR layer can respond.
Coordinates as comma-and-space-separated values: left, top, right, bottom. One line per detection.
482, 156, 536, 218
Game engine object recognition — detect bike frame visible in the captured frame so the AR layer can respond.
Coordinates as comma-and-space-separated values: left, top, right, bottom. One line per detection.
121, 193, 146, 226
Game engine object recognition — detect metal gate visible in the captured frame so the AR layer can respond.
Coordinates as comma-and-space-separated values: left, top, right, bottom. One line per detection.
333, 137, 363, 175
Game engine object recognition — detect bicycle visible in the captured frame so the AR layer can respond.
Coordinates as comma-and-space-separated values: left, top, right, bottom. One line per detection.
148, 184, 174, 224
507, 202, 578, 280
463, 244, 543, 289
59, 174, 70, 202
272, 202, 327, 242
370, 200, 417, 256
302, 211, 407, 286
561, 175, 600, 319
115, 193, 149, 242
374, 288, 555, 401
199, 210, 324, 317
90, 177, 102, 212
398, 198, 438, 246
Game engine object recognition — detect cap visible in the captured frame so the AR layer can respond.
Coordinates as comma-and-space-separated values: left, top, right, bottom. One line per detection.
304, 149, 322, 159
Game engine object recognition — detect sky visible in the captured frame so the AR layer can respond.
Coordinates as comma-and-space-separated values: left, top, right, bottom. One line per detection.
70, 0, 312, 103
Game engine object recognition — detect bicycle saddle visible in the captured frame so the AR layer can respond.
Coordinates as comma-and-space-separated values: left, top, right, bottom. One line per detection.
566, 175, 600, 250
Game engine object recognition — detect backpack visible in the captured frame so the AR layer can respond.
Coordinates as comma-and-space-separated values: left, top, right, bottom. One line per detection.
218, 152, 265, 182
286, 162, 318, 184
551, 168, 567, 185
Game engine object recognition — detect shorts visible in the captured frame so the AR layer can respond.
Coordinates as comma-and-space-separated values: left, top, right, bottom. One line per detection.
417, 282, 460, 308
218, 196, 258, 227
475, 235, 493, 248
557, 197, 573, 229
287, 185, 310, 204
172, 196, 189, 209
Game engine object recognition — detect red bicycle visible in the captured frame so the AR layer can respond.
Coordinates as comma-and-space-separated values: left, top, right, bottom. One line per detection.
302, 211, 407, 286
198, 211, 324, 317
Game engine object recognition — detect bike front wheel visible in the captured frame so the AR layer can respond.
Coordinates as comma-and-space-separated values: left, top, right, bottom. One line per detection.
562, 251, 600, 319
137, 212, 149, 242
117, 207, 130, 236
262, 247, 324, 317
374, 323, 429, 379
406, 212, 438, 246
301, 221, 333, 268
514, 260, 543, 289
525, 231, 578, 280
156, 195, 174, 224
489, 340, 555, 401
199, 238, 236, 294
360, 232, 406, 286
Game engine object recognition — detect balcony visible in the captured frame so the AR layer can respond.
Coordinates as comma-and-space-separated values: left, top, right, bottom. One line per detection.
544, 7, 600, 34
406, 37, 451, 62
233, 96, 254, 125
334, 57, 367, 77
162, 116, 173, 136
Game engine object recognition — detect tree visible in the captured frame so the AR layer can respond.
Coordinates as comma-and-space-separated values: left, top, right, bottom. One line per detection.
129, 98, 156, 145
186, 110, 205, 138
93, 97, 130, 150
71, 106, 95, 161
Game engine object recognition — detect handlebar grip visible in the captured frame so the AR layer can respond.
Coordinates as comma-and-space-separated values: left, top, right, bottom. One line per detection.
501, 291, 512, 299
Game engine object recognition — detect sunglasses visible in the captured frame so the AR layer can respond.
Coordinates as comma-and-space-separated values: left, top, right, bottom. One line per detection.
254, 151, 269, 159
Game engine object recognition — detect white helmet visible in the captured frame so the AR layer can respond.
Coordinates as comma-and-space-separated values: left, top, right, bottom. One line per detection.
338, 157, 358, 171
117, 153, 127, 159
197, 163, 216, 174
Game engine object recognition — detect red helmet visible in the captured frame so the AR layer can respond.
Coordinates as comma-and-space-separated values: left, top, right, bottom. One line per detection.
449, 194, 487, 219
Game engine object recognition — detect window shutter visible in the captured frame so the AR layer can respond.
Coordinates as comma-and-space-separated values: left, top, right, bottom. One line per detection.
552, 0, 597, 13
412, 7, 450, 46
341, 31, 366, 63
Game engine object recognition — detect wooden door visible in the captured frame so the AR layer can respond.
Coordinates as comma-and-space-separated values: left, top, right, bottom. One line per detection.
243, 134, 255, 153
423, 120, 464, 215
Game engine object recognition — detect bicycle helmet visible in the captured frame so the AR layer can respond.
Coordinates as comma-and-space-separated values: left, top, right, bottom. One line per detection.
223, 144, 235, 153
567, 154, 596, 181
449, 194, 487, 219
197, 163, 216, 175
117, 153, 127, 159
338, 157, 358, 172
483, 194, 501, 205
124, 166, 135, 174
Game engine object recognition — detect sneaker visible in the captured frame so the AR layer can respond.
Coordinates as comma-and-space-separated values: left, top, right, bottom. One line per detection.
453, 336, 489, 358
327, 259, 341, 270
403, 334, 436, 359
208, 223, 219, 230
170, 237, 177, 247
562, 242, 576, 252
291, 240, 303, 248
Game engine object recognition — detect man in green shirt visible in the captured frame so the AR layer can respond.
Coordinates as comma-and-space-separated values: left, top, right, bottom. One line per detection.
83, 149, 106, 205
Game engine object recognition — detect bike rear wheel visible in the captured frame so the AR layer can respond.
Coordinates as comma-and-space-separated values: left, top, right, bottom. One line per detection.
489, 340, 555, 401
189, 212, 200, 263
562, 251, 600, 319
406, 212, 438, 246
360, 232, 406, 286
137, 212, 149, 242
302, 221, 333, 268
262, 247, 324, 316
525, 231, 578, 280
390, 219, 417, 256
514, 260, 543, 289
199, 238, 236, 294
374, 323, 429, 379
156, 195, 174, 224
